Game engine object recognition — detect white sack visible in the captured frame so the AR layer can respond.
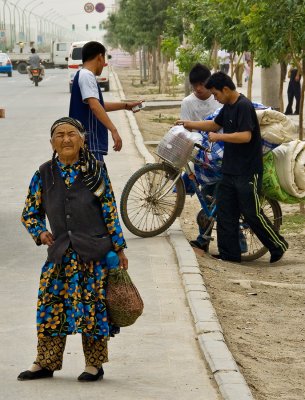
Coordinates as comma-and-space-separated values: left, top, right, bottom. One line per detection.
273, 140, 305, 198
256, 109, 295, 144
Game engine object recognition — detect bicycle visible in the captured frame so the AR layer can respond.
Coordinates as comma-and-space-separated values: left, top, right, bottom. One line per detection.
120, 128, 283, 261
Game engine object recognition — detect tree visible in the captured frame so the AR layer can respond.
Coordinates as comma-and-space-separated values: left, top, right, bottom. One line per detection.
244, 0, 305, 139
103, 0, 180, 91
166, 0, 255, 98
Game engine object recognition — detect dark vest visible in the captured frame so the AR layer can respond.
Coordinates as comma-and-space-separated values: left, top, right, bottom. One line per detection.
69, 70, 108, 155
39, 161, 113, 263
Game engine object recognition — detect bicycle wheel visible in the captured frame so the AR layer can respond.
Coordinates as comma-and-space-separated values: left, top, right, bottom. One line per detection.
241, 198, 282, 261
120, 163, 186, 237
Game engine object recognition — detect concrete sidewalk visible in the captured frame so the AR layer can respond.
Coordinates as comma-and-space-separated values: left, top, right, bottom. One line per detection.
0, 71, 220, 400
113, 70, 254, 400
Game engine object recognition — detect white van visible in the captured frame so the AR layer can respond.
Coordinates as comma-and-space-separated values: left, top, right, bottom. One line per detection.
52, 41, 71, 67
67, 41, 110, 93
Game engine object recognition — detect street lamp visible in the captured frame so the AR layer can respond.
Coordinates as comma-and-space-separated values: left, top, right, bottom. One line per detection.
27, 0, 42, 43
45, 10, 58, 40
48, 13, 60, 39
9, 1, 20, 43
2, 0, 13, 49
38, 8, 53, 44
9, 0, 23, 42
21, 0, 39, 42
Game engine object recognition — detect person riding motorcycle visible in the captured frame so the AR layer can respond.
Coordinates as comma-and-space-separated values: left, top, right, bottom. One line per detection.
27, 48, 45, 80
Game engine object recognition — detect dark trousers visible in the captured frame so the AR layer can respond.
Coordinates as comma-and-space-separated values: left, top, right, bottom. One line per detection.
216, 173, 287, 262
285, 83, 301, 114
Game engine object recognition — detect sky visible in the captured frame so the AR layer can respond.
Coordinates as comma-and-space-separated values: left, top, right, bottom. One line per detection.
8, 0, 118, 42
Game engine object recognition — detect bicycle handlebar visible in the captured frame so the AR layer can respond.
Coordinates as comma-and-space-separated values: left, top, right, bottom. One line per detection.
194, 143, 211, 153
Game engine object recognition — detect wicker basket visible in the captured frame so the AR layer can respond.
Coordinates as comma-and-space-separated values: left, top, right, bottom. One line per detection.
156, 126, 195, 169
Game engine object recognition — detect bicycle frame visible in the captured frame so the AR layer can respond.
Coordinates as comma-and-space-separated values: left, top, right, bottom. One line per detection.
155, 156, 217, 244
184, 163, 217, 218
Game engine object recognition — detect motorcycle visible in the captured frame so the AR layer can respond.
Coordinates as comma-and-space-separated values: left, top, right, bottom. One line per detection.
29, 67, 43, 86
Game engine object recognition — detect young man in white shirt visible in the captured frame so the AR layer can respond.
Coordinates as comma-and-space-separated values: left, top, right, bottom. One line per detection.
180, 63, 221, 252
181, 63, 220, 121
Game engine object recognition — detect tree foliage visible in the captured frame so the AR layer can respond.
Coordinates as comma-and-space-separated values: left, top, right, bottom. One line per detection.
103, 0, 179, 52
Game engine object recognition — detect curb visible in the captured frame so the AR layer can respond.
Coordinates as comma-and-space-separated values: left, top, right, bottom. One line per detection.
111, 68, 254, 400
112, 68, 154, 164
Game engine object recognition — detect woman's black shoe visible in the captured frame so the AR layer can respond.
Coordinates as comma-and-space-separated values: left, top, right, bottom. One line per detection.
17, 368, 54, 381
78, 367, 104, 382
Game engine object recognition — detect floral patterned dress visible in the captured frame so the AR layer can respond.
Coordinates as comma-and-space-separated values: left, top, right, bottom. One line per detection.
22, 159, 126, 340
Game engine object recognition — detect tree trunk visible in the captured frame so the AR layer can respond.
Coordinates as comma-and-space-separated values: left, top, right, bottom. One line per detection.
299, 63, 305, 140
230, 53, 235, 79
279, 61, 287, 113
143, 47, 147, 81
247, 57, 254, 100
139, 49, 143, 84
184, 73, 191, 96
298, 60, 304, 215
132, 53, 137, 69
261, 64, 281, 110
152, 48, 157, 84
211, 41, 219, 71
147, 50, 153, 82
157, 58, 169, 94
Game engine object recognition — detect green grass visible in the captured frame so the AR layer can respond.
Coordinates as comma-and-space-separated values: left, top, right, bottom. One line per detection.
281, 213, 305, 234
151, 114, 177, 123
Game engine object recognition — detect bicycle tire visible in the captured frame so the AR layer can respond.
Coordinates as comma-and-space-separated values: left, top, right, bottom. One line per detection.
241, 198, 282, 261
120, 163, 186, 237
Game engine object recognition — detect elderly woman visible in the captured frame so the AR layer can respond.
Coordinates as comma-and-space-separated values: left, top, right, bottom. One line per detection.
18, 117, 128, 382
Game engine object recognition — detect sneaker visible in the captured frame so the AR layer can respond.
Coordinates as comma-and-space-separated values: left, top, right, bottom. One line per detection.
270, 240, 288, 263
189, 240, 209, 252
270, 249, 285, 263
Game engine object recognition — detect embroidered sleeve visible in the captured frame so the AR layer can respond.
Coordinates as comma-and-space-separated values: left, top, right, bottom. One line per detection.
100, 166, 127, 251
21, 170, 46, 246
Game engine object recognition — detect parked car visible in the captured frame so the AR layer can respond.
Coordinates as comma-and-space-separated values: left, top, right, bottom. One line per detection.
67, 41, 111, 93
0, 52, 13, 77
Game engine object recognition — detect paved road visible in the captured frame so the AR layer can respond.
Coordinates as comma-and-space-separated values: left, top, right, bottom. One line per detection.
0, 70, 220, 399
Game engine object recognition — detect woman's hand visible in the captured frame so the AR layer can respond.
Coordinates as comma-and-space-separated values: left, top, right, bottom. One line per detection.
40, 231, 54, 246
117, 249, 128, 270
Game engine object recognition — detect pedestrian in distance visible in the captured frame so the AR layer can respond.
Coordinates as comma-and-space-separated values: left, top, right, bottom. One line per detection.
69, 41, 142, 161
285, 65, 301, 115
217, 50, 230, 75
176, 72, 288, 263
18, 117, 128, 382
